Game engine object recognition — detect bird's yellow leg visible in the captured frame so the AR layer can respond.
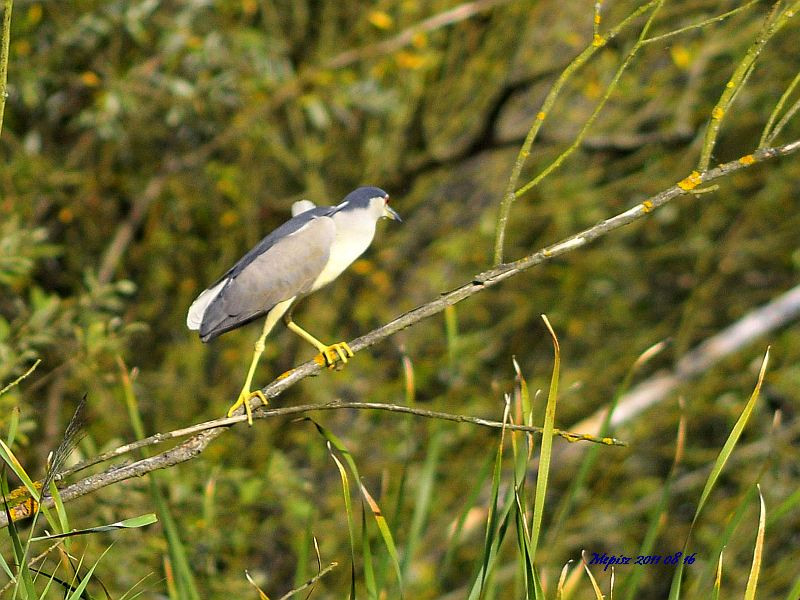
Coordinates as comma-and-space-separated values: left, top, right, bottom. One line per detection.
229, 298, 294, 425
284, 319, 354, 368
229, 322, 271, 425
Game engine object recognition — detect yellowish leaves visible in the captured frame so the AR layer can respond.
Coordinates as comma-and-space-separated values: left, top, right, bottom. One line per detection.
219, 210, 239, 228
412, 32, 427, 49
368, 11, 394, 30
58, 207, 75, 223
80, 71, 102, 87
396, 51, 426, 70
27, 3, 43, 25
670, 45, 691, 69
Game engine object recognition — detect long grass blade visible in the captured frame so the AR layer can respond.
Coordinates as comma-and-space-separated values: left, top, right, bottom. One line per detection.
400, 425, 442, 580
64, 545, 112, 600
622, 399, 685, 600
1, 471, 36, 599
581, 550, 605, 600
118, 357, 199, 600
361, 483, 403, 598
530, 315, 560, 559
555, 561, 572, 600
549, 341, 666, 546
30, 513, 157, 541
311, 419, 403, 597
328, 444, 357, 600
360, 504, 377, 599
667, 348, 769, 600
743, 486, 766, 600
711, 550, 723, 600
441, 453, 494, 578
475, 397, 511, 596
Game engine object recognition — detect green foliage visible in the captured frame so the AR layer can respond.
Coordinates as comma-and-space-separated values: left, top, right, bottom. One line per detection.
2, 0, 800, 597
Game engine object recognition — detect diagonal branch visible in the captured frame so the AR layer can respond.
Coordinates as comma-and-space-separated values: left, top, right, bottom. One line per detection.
3, 139, 798, 529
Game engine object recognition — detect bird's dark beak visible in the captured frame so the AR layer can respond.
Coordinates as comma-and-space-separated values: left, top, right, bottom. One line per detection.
383, 203, 402, 222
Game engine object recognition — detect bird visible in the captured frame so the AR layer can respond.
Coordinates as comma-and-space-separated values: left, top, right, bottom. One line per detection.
187, 186, 401, 424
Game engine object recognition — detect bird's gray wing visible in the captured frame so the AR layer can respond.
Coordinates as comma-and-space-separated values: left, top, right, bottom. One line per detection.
199, 216, 335, 340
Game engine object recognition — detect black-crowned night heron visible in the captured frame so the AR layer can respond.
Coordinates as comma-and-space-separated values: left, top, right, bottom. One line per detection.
187, 186, 401, 424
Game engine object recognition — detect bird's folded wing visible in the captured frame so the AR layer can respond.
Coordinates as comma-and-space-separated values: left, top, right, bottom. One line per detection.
199, 216, 335, 338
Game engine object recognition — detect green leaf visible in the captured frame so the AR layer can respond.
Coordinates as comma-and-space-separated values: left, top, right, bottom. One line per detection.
30, 513, 158, 541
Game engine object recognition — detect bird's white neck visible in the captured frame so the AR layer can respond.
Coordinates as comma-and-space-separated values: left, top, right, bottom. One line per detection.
311, 209, 377, 290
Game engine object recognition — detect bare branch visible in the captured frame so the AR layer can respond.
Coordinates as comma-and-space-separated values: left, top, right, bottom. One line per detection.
56, 401, 625, 482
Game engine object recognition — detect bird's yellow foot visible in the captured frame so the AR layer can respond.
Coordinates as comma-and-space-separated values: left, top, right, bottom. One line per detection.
314, 342, 354, 368
228, 389, 268, 426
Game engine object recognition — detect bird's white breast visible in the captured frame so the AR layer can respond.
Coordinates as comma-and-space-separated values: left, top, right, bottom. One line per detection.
311, 209, 377, 291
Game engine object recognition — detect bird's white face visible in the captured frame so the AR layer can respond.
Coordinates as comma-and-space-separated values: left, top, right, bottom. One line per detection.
370, 194, 401, 222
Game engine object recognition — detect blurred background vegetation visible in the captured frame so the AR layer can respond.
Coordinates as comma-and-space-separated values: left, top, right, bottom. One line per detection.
1, 0, 799, 597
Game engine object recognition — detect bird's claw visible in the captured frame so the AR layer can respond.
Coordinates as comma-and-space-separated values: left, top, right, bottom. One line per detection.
228, 389, 269, 426
314, 342, 354, 368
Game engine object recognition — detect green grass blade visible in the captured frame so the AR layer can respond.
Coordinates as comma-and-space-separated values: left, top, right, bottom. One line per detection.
581, 551, 604, 600
400, 425, 442, 580
530, 315, 560, 559
766, 485, 800, 529
118, 357, 199, 600
549, 341, 666, 546
311, 419, 403, 597
622, 404, 685, 600
5, 406, 19, 447
711, 550, 723, 600
0, 439, 39, 504
743, 486, 766, 600
441, 453, 494, 578
513, 495, 534, 597
694, 350, 768, 525
668, 348, 769, 600
785, 571, 800, 600
360, 503, 377, 599
555, 561, 572, 600
532, 562, 544, 600
64, 545, 111, 600
328, 444, 357, 600
0, 545, 14, 581
1, 472, 36, 599
30, 513, 157, 541
476, 398, 511, 595
360, 483, 402, 598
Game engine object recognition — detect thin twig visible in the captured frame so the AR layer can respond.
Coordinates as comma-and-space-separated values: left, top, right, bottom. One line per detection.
698, 0, 799, 171
277, 562, 338, 600
0, 0, 13, 139
760, 69, 800, 147
56, 401, 624, 481
493, 0, 659, 263
0, 359, 41, 397
0, 540, 61, 594
2, 139, 798, 529
327, 0, 510, 69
